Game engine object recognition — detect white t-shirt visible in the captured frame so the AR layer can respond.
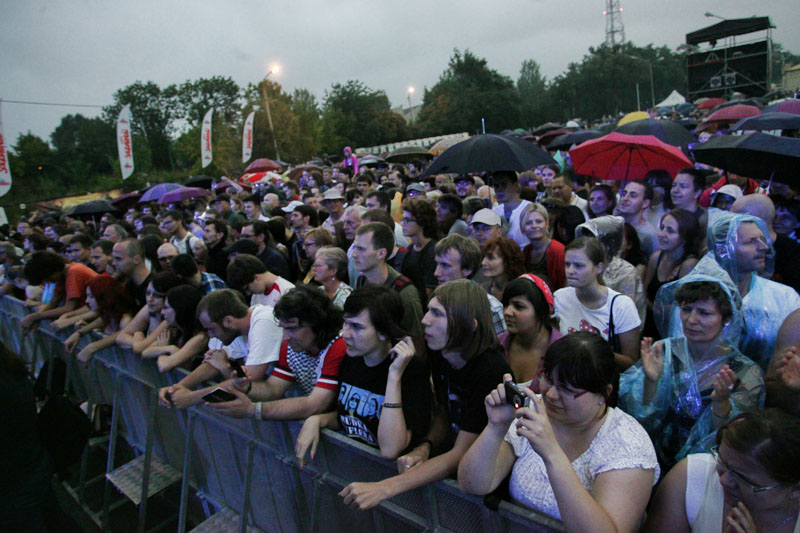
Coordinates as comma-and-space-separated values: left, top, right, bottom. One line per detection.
505, 406, 659, 520
494, 199, 532, 248
570, 194, 590, 221
170, 232, 201, 256
554, 286, 641, 340
207, 305, 282, 366
249, 276, 295, 308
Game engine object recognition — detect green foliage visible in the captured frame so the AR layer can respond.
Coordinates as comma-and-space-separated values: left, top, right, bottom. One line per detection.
174, 76, 242, 128
415, 49, 520, 136
50, 114, 116, 178
517, 59, 549, 129
547, 42, 687, 122
319, 80, 407, 153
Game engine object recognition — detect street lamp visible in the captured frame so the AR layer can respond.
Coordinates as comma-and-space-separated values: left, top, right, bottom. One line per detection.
407, 86, 415, 123
624, 55, 655, 110
261, 64, 281, 162
704, 12, 725, 21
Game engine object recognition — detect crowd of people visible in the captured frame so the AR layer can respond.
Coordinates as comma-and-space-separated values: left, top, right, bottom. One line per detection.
2, 137, 800, 531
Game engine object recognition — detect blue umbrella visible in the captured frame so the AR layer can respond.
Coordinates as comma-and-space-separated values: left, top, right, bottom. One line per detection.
691, 133, 800, 185
732, 112, 800, 132
138, 182, 182, 203
613, 118, 697, 147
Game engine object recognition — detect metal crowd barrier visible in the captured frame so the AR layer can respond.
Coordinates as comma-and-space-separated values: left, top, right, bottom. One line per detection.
1, 295, 564, 533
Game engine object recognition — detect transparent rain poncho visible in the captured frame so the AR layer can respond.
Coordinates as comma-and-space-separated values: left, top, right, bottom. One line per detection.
702, 209, 800, 370
619, 259, 765, 468
576, 215, 646, 326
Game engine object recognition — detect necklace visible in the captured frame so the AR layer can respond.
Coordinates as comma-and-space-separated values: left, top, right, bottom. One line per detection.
760, 507, 798, 531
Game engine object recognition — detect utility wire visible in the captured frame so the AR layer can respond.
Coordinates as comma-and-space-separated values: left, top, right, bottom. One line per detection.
1, 98, 106, 109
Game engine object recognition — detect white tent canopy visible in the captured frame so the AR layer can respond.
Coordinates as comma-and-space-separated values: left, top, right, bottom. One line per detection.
655, 90, 686, 108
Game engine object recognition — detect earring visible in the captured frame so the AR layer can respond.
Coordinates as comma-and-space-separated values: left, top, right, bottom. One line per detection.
598, 400, 604, 406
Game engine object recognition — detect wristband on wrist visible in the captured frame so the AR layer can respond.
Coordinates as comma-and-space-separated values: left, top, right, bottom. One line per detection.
254, 402, 262, 420
382, 402, 403, 409
245, 381, 252, 394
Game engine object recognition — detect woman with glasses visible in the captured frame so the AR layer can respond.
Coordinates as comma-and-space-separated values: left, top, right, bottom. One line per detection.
458, 332, 659, 531
645, 409, 800, 533
619, 260, 765, 470
301, 227, 335, 283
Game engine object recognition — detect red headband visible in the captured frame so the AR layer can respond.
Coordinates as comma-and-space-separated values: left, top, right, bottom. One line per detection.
516, 274, 555, 315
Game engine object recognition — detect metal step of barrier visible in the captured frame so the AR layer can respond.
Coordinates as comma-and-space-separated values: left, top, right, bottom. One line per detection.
189, 507, 264, 533
106, 455, 182, 505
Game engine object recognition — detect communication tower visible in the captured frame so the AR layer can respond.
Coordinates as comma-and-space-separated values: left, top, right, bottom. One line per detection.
604, 0, 625, 46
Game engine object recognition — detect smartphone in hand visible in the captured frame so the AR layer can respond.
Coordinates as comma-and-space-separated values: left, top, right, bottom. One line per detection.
504, 381, 528, 409
202, 387, 237, 403
228, 357, 247, 378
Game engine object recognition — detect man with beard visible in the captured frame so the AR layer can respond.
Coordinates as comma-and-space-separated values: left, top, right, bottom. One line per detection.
158, 288, 282, 409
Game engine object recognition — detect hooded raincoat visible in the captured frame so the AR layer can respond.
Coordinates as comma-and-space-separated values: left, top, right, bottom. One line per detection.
619, 258, 764, 469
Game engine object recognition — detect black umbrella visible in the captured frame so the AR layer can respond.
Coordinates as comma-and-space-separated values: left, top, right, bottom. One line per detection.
185, 175, 214, 189
385, 145, 433, 163
423, 134, 556, 177
690, 133, 800, 184
66, 199, 118, 216
547, 130, 604, 151
732, 112, 800, 132
613, 118, 697, 147
532, 122, 562, 136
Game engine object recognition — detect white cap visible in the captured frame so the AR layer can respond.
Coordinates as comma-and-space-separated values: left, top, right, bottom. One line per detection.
471, 208, 501, 227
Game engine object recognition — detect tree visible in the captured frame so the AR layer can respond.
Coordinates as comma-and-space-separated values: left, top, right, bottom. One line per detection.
546, 42, 687, 122
50, 114, 115, 179
102, 81, 178, 170
319, 80, 407, 153
7, 133, 60, 200
773, 42, 800, 86
415, 49, 520, 136
517, 59, 549, 128
174, 76, 242, 129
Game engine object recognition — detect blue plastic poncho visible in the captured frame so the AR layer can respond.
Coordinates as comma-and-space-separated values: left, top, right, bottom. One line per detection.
619, 259, 765, 468
576, 216, 646, 326
704, 209, 800, 370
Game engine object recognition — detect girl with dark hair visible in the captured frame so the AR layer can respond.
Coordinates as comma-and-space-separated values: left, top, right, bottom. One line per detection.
642, 209, 700, 339
295, 286, 432, 463
646, 409, 800, 533
63, 274, 136, 364
458, 332, 659, 530
142, 284, 208, 373
116, 271, 183, 354
338, 280, 511, 511
481, 237, 526, 301
554, 237, 641, 369
500, 275, 562, 390
588, 184, 616, 219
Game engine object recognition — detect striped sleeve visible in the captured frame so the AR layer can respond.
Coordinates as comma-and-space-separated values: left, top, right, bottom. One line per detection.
271, 341, 295, 382
315, 337, 347, 391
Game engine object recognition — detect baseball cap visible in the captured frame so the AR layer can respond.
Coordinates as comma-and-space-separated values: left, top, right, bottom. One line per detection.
281, 200, 304, 213
471, 208, 501, 227
322, 188, 345, 201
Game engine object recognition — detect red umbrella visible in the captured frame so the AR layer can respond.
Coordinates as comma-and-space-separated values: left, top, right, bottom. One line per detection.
245, 158, 281, 173
241, 171, 281, 184
697, 98, 726, 110
696, 104, 762, 133
765, 99, 800, 114
287, 164, 323, 180
569, 132, 692, 181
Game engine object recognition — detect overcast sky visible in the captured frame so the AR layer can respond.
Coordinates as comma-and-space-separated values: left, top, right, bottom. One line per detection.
2, 0, 798, 146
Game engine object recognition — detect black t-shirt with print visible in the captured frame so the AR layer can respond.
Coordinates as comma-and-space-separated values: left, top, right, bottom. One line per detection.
433, 347, 512, 443
336, 354, 432, 449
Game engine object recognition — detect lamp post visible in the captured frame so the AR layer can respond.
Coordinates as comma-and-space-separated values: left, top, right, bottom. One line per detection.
625, 55, 655, 109
261, 64, 281, 162
704, 12, 726, 21
407, 86, 415, 123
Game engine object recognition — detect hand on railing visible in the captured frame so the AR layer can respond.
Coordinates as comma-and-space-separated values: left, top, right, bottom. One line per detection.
295, 415, 321, 469
64, 331, 81, 354
396, 441, 430, 474
206, 386, 254, 419
203, 349, 229, 374
76, 344, 97, 365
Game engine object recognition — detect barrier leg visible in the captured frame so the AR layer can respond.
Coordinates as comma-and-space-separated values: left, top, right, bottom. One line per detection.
137, 390, 157, 533
102, 374, 122, 531
177, 412, 195, 533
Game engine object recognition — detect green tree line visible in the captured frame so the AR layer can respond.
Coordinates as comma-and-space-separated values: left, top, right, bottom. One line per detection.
4, 41, 797, 212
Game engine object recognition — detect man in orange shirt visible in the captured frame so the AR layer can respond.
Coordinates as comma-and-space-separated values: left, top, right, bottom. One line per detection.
20, 250, 97, 332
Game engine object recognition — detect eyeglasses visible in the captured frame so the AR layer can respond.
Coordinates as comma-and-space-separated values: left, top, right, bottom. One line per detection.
709, 445, 786, 493
538, 372, 590, 400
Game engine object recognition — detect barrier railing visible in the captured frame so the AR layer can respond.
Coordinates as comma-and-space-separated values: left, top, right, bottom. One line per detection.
1, 295, 564, 532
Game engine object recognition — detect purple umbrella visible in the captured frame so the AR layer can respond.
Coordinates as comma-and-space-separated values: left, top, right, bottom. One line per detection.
138, 182, 181, 203
764, 99, 800, 115
157, 186, 210, 205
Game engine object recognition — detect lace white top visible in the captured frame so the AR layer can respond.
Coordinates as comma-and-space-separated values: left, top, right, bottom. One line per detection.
504, 405, 660, 520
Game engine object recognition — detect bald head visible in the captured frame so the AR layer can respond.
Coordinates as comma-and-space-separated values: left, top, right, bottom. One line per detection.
731, 194, 775, 227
